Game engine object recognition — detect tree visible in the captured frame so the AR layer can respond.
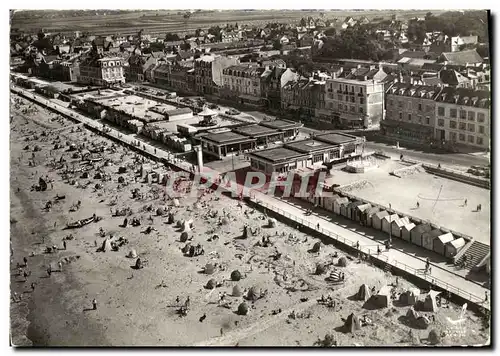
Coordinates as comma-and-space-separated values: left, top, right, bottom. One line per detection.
272, 40, 282, 51
165, 33, 180, 42
179, 42, 191, 51
300, 17, 307, 27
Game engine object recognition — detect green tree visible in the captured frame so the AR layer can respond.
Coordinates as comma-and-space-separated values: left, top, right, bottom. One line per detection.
272, 40, 282, 50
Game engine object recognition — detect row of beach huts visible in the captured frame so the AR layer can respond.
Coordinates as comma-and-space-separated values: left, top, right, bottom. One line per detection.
306, 193, 467, 259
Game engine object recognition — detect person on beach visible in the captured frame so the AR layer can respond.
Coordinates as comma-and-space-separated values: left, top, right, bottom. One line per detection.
23, 270, 29, 282
23, 257, 28, 267
31, 282, 36, 292
58, 262, 63, 271
47, 266, 52, 277
176, 296, 180, 305
63, 240, 67, 250
464, 199, 467, 207
416, 201, 420, 208
92, 298, 97, 310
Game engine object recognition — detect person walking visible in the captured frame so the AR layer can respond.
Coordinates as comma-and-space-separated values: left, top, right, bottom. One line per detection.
464, 199, 467, 207
63, 240, 67, 250
92, 298, 97, 310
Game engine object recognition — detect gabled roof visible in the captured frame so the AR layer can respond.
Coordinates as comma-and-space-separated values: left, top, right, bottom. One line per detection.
441, 49, 483, 66
439, 69, 470, 86
386, 82, 442, 100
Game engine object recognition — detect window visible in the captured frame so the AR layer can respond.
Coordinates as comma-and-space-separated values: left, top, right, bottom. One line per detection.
450, 132, 457, 141
398, 101, 403, 108
418, 116, 422, 124
460, 110, 467, 119
468, 111, 475, 121
359, 107, 364, 113
479, 125, 485, 134
337, 94, 343, 100
450, 121, 457, 129
477, 113, 485, 123
418, 103, 422, 111
351, 86, 354, 93
468, 135, 474, 143
338, 103, 343, 110
359, 87, 363, 94
459, 133, 465, 141
408, 102, 412, 110
360, 97, 364, 104
468, 123, 475, 132
426, 105, 432, 112
330, 150, 340, 159
408, 114, 412, 121
438, 119, 444, 127
103, 62, 107, 67
477, 137, 484, 145
351, 96, 355, 103
399, 112, 403, 120
350, 106, 355, 112
438, 107, 445, 116
426, 117, 430, 125
450, 108, 457, 118
313, 154, 323, 163
459, 122, 466, 130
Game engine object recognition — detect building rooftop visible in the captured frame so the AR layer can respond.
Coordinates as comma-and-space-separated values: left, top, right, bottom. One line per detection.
250, 147, 308, 163
441, 49, 483, 66
315, 132, 359, 145
386, 83, 443, 100
434, 87, 490, 108
200, 131, 255, 144
233, 124, 279, 137
259, 119, 302, 130
285, 139, 335, 153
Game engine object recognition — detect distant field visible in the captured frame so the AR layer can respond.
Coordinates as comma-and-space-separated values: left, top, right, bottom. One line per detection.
11, 9, 444, 36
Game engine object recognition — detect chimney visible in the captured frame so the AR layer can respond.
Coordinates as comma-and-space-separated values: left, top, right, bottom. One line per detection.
369, 65, 376, 70
339, 67, 344, 74
333, 72, 337, 79
363, 76, 368, 81
357, 64, 362, 69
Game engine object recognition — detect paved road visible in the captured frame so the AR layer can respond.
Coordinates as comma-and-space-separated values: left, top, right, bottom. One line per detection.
12, 86, 490, 311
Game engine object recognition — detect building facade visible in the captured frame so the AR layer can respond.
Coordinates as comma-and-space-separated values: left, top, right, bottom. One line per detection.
381, 83, 443, 144
322, 66, 388, 128
434, 88, 490, 150
221, 64, 264, 105
194, 55, 239, 96
77, 56, 125, 86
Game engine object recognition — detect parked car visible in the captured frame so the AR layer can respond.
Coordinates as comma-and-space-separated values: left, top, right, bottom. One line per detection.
208, 103, 220, 110
225, 109, 240, 115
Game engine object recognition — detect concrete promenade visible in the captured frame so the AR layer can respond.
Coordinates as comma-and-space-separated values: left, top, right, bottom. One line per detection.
11, 85, 490, 311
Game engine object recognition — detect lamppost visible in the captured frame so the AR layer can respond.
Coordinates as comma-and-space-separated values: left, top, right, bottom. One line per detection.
231, 147, 235, 171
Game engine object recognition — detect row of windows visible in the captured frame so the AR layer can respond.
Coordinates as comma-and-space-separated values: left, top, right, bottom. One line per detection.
102, 61, 120, 67
437, 107, 487, 122
331, 94, 364, 104
339, 103, 364, 114
388, 100, 432, 112
437, 119, 486, 134
397, 112, 431, 125
449, 132, 484, 145
335, 84, 364, 94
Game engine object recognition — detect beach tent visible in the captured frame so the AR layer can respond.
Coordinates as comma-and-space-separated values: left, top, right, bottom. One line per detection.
364, 206, 381, 227
401, 223, 416, 242
205, 279, 216, 289
382, 214, 400, 234
344, 313, 362, 333
410, 223, 432, 246
372, 285, 391, 308
347, 201, 364, 220
372, 210, 389, 231
338, 256, 348, 267
231, 270, 242, 281
422, 229, 443, 251
399, 288, 420, 306
391, 217, 410, 238
246, 286, 259, 301
333, 197, 349, 215
204, 263, 215, 275
322, 194, 339, 212
127, 249, 138, 258
445, 238, 466, 258
232, 285, 242, 297
340, 199, 352, 218
101, 238, 112, 252
180, 231, 189, 242
310, 242, 321, 253
173, 198, 180, 207
237, 302, 249, 315
433, 232, 454, 255
355, 203, 372, 221
268, 218, 277, 228
356, 284, 371, 302
422, 290, 441, 312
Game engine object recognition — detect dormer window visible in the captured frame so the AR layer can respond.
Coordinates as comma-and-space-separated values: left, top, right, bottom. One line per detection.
109, 61, 114, 66
103, 62, 107, 67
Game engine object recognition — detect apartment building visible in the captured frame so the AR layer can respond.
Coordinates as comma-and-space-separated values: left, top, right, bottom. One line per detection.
221, 64, 264, 106
281, 76, 326, 121
323, 66, 387, 128
382, 83, 443, 144
77, 55, 125, 86
194, 54, 239, 96
434, 87, 490, 150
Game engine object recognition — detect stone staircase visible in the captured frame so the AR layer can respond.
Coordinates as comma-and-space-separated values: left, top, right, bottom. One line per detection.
456, 241, 490, 270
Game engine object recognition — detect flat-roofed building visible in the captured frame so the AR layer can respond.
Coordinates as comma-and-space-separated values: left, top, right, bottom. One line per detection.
233, 124, 284, 147
197, 130, 257, 159
258, 119, 303, 139
249, 147, 310, 174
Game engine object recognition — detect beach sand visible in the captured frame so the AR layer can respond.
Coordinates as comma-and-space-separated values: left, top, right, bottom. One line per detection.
9, 95, 489, 347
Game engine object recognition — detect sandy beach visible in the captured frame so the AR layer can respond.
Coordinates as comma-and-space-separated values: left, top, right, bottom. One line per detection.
9, 95, 489, 347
